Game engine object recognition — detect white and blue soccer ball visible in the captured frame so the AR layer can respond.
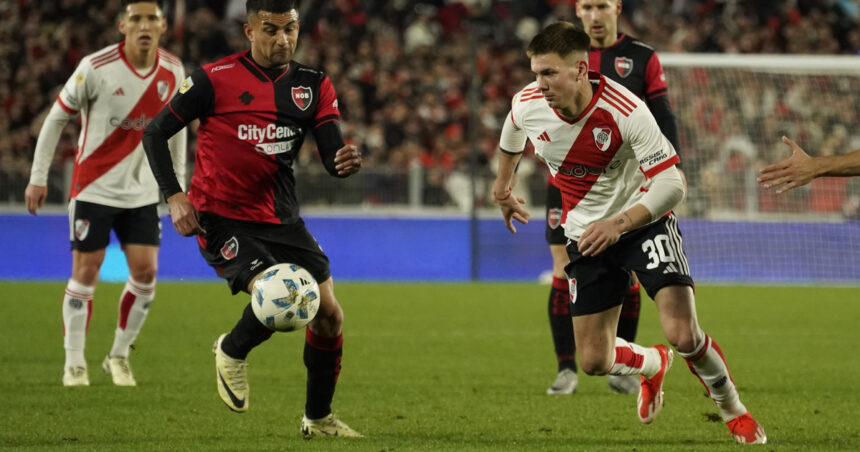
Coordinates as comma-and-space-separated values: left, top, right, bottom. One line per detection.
251, 263, 320, 332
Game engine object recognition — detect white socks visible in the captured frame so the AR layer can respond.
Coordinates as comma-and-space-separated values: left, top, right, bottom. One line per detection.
63, 279, 93, 371
608, 337, 662, 379
679, 334, 748, 422
109, 278, 155, 359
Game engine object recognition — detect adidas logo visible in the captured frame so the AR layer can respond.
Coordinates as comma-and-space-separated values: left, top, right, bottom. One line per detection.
536, 131, 551, 142
113, 87, 125, 96
663, 263, 679, 274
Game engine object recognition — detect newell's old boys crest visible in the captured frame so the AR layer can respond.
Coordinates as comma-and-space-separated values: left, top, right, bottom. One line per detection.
614, 57, 633, 78
75, 219, 90, 241
592, 127, 612, 152
547, 208, 563, 229
291, 86, 312, 111
220, 237, 239, 260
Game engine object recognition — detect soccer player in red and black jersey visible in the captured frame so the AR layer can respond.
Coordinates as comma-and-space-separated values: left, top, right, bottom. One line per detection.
543, 0, 684, 396
143, 0, 362, 438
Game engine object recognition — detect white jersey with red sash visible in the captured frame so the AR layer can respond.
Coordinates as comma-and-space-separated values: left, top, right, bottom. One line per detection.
54, 42, 185, 208
501, 72, 679, 240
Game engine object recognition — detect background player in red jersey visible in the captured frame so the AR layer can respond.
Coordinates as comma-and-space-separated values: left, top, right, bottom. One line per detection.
759, 136, 860, 192
143, 0, 362, 438
543, 0, 684, 396
494, 22, 765, 444
25, 0, 186, 387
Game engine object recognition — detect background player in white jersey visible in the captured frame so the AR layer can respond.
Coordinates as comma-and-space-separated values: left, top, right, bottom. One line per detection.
24, 0, 186, 387
492, 22, 766, 444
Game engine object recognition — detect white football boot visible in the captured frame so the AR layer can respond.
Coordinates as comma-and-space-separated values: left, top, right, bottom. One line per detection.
213, 333, 249, 412
102, 355, 137, 386
62, 366, 89, 387
546, 368, 578, 395
301, 414, 363, 438
608, 375, 639, 394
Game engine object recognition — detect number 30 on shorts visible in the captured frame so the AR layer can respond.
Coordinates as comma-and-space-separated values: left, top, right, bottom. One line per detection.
641, 234, 676, 270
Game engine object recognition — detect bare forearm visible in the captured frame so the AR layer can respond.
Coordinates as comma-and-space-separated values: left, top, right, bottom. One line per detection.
816, 150, 860, 177
494, 151, 521, 197
610, 204, 653, 234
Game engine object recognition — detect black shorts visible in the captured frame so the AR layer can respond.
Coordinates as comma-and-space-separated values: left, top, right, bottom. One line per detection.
69, 199, 161, 252
565, 214, 694, 316
545, 182, 566, 245
197, 212, 331, 295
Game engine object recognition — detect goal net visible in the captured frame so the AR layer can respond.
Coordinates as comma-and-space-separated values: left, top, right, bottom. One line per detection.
660, 54, 860, 284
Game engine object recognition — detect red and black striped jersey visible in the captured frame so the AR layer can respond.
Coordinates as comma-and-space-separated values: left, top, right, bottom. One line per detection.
589, 34, 668, 103
162, 51, 340, 224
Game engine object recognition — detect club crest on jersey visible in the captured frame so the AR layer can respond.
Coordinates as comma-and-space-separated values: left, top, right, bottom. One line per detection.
74, 220, 90, 241
547, 208, 563, 229
221, 237, 239, 260
157, 81, 170, 102
592, 127, 612, 152
291, 86, 312, 111
614, 57, 633, 78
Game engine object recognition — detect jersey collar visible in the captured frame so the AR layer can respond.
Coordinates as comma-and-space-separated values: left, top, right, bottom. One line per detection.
118, 40, 160, 80
590, 33, 626, 52
241, 50, 291, 83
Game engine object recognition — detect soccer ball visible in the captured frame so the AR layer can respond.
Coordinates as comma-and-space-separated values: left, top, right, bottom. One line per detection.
251, 263, 320, 332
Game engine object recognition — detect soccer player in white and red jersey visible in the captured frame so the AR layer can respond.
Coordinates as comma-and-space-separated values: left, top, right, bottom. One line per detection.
493, 22, 766, 444
543, 0, 683, 396
25, 0, 186, 388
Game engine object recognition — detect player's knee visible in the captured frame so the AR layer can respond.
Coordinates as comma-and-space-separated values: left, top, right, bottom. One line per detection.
666, 330, 697, 354
73, 265, 100, 286
327, 303, 344, 330
579, 354, 610, 376
129, 264, 157, 284
312, 299, 344, 337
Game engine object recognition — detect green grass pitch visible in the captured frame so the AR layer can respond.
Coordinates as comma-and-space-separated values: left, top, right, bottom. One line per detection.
1, 282, 859, 451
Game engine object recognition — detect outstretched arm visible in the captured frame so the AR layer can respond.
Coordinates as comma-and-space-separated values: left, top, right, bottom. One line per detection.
758, 136, 860, 193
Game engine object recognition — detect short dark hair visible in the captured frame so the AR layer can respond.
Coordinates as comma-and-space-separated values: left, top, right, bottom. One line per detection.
527, 22, 591, 58
246, 0, 299, 16
122, 0, 161, 8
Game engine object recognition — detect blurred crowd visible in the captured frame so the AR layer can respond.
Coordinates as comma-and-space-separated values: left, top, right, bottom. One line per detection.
1, 0, 858, 215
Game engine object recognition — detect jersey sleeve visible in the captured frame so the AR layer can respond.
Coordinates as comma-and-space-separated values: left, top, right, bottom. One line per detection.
499, 93, 528, 154
29, 60, 94, 186
143, 67, 206, 199
313, 75, 340, 129
643, 53, 668, 100
625, 105, 679, 179
499, 110, 527, 154
56, 58, 95, 113
643, 52, 681, 163
167, 64, 188, 191
167, 67, 215, 124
